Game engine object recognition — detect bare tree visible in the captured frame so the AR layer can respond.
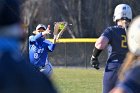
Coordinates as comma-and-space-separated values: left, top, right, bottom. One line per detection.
22, 0, 140, 38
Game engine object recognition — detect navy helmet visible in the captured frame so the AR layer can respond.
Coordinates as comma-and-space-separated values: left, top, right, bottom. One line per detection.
0, 0, 21, 26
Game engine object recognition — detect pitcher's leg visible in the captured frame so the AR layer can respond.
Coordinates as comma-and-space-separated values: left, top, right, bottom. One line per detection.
40, 63, 53, 77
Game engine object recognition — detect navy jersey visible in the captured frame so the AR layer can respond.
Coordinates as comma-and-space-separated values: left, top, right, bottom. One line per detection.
116, 62, 140, 93
102, 25, 128, 63
29, 33, 56, 67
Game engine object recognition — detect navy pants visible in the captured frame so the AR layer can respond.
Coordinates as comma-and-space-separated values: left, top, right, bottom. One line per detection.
103, 62, 121, 93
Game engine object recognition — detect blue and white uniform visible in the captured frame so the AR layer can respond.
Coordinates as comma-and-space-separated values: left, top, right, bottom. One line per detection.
102, 25, 128, 93
29, 33, 56, 76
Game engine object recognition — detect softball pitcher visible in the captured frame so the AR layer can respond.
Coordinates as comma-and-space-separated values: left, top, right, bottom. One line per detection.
29, 22, 67, 77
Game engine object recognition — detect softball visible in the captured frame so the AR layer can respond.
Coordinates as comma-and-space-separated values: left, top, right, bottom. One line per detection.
59, 23, 65, 31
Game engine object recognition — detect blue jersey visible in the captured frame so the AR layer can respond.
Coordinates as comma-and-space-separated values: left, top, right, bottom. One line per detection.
102, 25, 128, 63
29, 33, 56, 67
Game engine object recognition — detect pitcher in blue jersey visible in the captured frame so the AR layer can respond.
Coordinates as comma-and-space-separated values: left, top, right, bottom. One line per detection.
90, 4, 132, 93
110, 16, 140, 93
29, 24, 57, 77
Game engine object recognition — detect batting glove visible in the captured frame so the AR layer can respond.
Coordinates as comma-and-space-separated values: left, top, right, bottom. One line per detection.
90, 56, 100, 70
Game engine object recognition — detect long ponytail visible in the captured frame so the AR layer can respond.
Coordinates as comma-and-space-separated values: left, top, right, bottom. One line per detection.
118, 52, 138, 81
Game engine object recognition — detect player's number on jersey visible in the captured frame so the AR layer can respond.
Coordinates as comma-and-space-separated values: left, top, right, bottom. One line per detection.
121, 35, 127, 48
34, 53, 38, 59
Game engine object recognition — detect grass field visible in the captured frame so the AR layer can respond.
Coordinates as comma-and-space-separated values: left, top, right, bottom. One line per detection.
52, 67, 103, 93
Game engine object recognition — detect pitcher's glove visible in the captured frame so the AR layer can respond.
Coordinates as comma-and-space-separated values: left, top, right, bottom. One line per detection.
90, 56, 100, 70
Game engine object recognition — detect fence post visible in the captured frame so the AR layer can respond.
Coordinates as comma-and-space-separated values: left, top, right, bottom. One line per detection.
85, 42, 87, 68
64, 43, 67, 67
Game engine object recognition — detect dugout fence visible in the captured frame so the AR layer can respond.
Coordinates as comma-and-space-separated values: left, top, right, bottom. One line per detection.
48, 38, 108, 68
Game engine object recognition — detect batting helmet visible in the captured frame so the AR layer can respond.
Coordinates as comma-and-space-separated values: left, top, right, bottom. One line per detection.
113, 4, 132, 22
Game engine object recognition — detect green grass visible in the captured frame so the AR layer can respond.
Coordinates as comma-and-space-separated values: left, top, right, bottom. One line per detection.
52, 68, 103, 93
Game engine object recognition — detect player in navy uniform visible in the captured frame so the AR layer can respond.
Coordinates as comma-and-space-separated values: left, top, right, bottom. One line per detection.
90, 4, 132, 93
110, 16, 140, 93
0, 0, 57, 93
29, 24, 58, 77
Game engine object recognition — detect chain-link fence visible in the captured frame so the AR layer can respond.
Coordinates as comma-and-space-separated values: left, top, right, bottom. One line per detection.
49, 42, 108, 68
